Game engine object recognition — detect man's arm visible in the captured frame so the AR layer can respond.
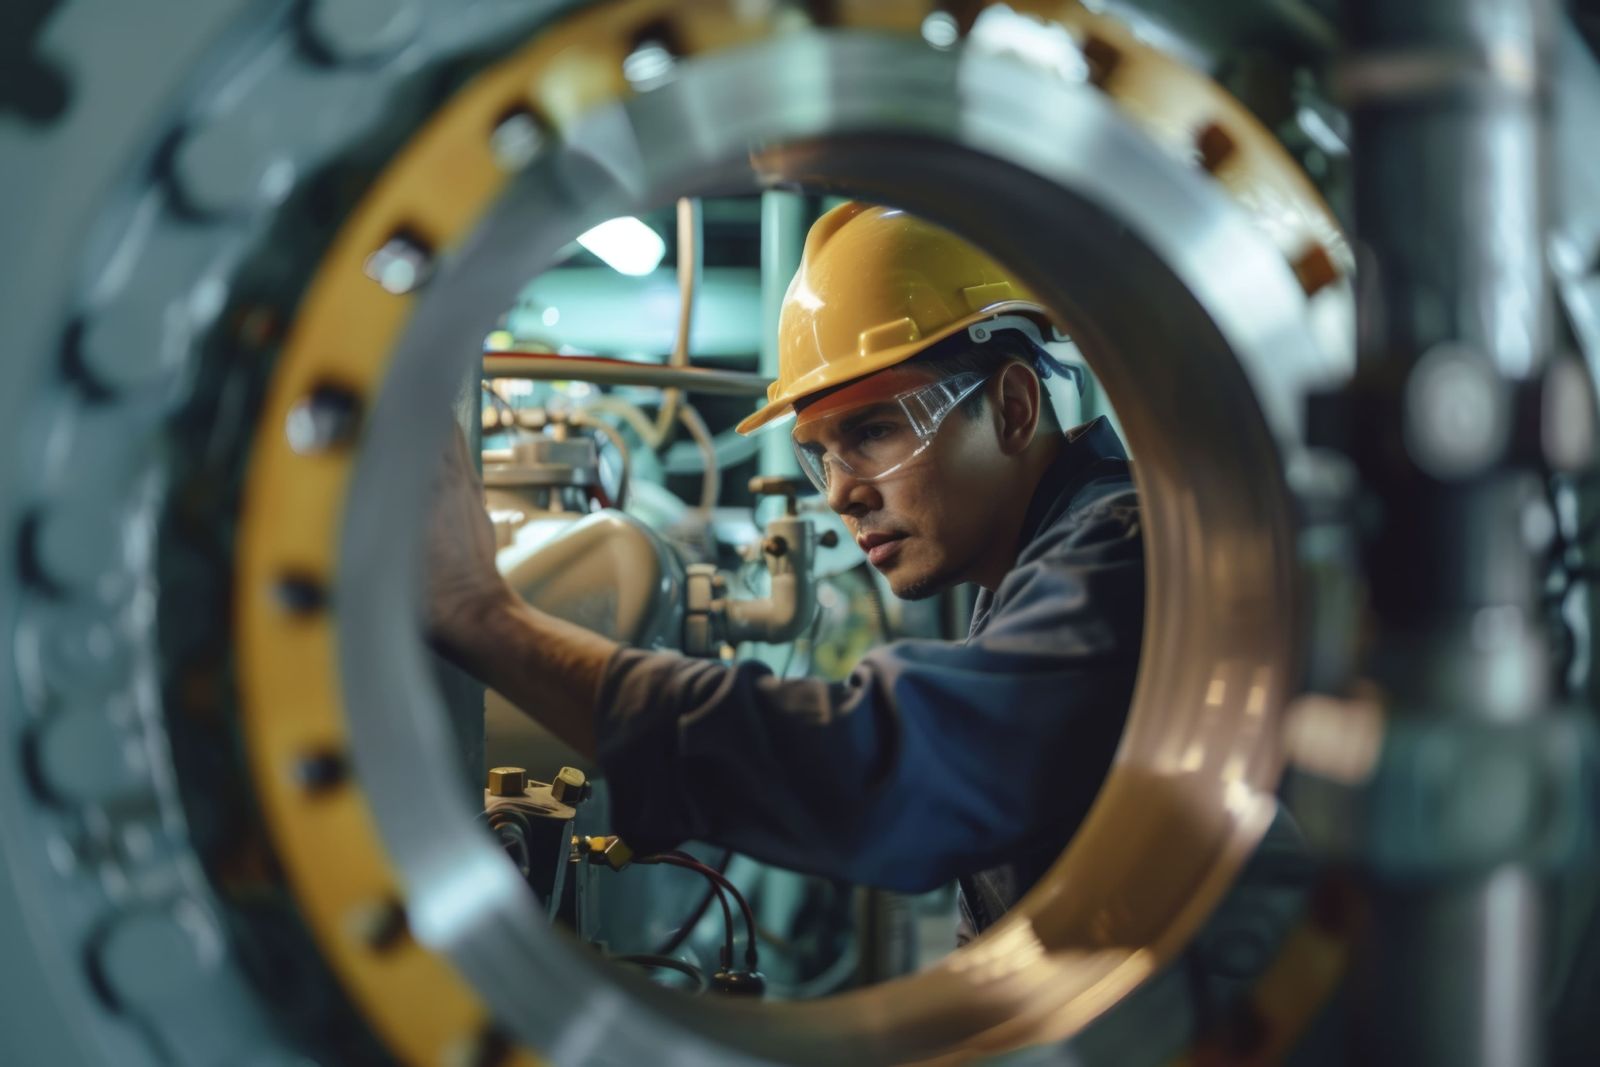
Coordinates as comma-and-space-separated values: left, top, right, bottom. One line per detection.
425, 427, 613, 758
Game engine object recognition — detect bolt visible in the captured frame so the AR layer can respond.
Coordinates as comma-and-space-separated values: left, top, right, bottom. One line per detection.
551, 766, 586, 804
622, 40, 677, 91
1081, 34, 1123, 87
1291, 243, 1339, 298
920, 11, 961, 49
1196, 121, 1237, 173
344, 897, 408, 952
1403, 344, 1507, 480
293, 748, 348, 794
274, 573, 328, 616
763, 536, 788, 558
20, 502, 126, 600
486, 766, 527, 797
818, 529, 840, 549
172, 116, 297, 217
489, 108, 546, 170
286, 382, 363, 454
95, 902, 219, 1010
364, 230, 433, 295
30, 704, 147, 806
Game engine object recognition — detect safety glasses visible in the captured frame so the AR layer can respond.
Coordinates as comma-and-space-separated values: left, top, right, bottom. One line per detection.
789, 371, 989, 493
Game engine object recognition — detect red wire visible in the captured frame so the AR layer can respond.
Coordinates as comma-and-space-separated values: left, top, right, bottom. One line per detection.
637, 855, 736, 967
658, 851, 759, 969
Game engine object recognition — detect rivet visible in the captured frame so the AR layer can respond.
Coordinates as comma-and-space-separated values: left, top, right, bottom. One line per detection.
344, 897, 409, 952
1081, 34, 1123, 87
364, 230, 434, 295
274, 573, 328, 616
1291, 243, 1339, 298
489, 108, 546, 170
286, 382, 363, 454
1196, 121, 1237, 173
293, 748, 348, 794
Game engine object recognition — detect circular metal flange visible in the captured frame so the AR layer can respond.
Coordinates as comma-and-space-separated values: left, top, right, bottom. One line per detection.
231, 1, 1351, 1065
0, 0, 1361, 1065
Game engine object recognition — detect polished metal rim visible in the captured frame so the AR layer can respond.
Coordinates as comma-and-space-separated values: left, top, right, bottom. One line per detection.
334, 25, 1348, 1067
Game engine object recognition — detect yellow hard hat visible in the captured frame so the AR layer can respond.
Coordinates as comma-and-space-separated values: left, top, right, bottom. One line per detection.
736, 202, 1055, 435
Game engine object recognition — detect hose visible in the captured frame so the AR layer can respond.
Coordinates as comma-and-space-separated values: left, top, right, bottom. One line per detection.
581, 395, 659, 451
674, 402, 720, 514
652, 848, 734, 958
640, 851, 759, 970
651, 197, 702, 448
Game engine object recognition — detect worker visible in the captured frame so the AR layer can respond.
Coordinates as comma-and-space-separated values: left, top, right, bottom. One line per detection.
428, 202, 1297, 949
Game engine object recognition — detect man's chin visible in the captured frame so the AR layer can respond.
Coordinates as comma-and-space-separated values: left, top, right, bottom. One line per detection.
885, 567, 950, 602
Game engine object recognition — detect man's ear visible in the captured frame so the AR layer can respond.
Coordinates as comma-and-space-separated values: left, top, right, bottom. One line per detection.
992, 361, 1042, 455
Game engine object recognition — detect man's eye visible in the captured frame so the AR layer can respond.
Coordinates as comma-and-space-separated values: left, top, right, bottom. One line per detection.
858, 422, 897, 441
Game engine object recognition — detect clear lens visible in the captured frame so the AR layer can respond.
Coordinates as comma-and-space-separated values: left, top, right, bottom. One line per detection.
791, 372, 987, 492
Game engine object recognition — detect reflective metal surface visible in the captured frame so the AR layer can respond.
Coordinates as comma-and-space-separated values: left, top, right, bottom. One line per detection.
1, 1, 1596, 1065
334, 22, 1341, 1065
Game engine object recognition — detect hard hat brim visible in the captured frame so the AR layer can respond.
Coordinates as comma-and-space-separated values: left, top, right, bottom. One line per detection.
735, 301, 1054, 435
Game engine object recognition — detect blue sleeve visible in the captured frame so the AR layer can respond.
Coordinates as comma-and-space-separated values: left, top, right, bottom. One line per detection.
594, 486, 1143, 893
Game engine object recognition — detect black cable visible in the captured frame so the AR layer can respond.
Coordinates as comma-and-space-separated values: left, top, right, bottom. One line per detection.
636, 855, 736, 967
656, 850, 760, 970
610, 954, 709, 994
651, 848, 733, 957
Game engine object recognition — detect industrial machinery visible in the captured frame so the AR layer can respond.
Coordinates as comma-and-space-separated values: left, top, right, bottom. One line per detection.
3, 1, 1600, 1065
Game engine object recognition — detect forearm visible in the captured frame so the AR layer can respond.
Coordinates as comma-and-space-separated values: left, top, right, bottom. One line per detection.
437, 593, 616, 759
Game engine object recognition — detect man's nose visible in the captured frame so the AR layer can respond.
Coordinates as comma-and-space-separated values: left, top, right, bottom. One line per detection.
825, 463, 878, 515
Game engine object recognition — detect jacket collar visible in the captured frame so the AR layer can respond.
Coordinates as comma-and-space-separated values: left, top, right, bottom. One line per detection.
1015, 416, 1128, 549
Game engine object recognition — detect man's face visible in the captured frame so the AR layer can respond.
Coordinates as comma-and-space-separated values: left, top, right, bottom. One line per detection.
792, 366, 1007, 599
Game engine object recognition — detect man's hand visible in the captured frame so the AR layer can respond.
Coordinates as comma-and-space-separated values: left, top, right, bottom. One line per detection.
425, 425, 513, 664
422, 421, 614, 759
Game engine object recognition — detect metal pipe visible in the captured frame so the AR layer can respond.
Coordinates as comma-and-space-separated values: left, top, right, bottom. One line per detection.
1338, 1, 1557, 1064
674, 402, 720, 514
758, 191, 805, 476
652, 196, 703, 446
482, 352, 772, 396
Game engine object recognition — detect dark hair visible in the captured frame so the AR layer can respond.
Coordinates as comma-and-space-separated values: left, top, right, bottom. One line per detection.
908, 328, 1061, 428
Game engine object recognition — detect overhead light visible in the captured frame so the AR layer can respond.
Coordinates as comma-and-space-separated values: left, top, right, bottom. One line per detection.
576, 217, 666, 276
541, 306, 561, 327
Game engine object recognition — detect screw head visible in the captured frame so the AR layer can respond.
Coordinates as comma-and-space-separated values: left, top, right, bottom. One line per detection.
364, 231, 433, 294
286, 383, 363, 454
489, 109, 546, 170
